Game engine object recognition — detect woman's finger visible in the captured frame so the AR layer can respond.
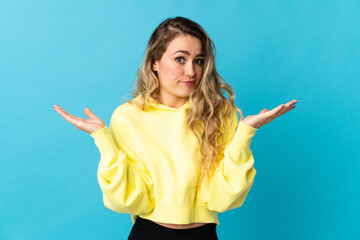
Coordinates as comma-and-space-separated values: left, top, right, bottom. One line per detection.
54, 107, 75, 124
266, 104, 286, 119
54, 105, 78, 118
276, 100, 297, 116
53, 105, 82, 125
84, 108, 97, 119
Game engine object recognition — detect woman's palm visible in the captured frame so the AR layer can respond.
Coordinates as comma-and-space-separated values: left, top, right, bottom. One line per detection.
53, 105, 106, 134
242, 99, 298, 129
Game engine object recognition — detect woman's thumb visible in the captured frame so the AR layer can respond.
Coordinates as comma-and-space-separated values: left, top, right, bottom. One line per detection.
84, 108, 96, 118
260, 109, 268, 114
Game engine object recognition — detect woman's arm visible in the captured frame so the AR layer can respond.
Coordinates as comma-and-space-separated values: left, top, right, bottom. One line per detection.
199, 108, 257, 212
200, 99, 298, 212
53, 104, 154, 214
90, 109, 155, 215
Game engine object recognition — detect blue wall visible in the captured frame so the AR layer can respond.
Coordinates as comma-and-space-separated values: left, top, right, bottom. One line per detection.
1, 0, 359, 239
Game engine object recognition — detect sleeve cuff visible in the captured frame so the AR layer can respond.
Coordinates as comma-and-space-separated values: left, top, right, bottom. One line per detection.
238, 120, 258, 136
90, 126, 118, 157
90, 126, 108, 138
225, 120, 257, 156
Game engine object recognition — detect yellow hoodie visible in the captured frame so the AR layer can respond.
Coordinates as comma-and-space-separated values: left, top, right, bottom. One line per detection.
90, 94, 258, 226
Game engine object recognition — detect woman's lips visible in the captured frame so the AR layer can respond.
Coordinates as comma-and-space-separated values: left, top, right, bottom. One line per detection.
180, 81, 195, 85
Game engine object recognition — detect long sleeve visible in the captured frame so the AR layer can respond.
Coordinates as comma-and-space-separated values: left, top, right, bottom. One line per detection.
200, 109, 258, 213
90, 109, 155, 215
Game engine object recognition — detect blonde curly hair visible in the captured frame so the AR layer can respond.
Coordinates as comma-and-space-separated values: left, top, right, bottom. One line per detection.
127, 16, 244, 192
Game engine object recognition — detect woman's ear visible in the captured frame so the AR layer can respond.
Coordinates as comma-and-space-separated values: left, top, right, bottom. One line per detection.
152, 60, 159, 71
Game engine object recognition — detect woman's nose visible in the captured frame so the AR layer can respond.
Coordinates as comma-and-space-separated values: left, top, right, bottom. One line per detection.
185, 62, 195, 77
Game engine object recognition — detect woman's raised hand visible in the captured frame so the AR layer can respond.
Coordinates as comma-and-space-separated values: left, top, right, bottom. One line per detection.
53, 105, 106, 135
242, 99, 298, 129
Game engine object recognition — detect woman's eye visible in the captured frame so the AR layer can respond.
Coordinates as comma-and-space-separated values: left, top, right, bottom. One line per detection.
195, 59, 204, 65
175, 57, 185, 63
175, 57, 204, 65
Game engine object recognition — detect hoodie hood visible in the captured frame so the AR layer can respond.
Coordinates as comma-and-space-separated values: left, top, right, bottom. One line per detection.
133, 94, 190, 111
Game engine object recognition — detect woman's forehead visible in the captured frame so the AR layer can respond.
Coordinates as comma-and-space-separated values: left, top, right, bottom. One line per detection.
165, 34, 203, 54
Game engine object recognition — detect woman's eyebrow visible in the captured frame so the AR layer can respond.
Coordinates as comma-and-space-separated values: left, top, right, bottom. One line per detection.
172, 50, 204, 57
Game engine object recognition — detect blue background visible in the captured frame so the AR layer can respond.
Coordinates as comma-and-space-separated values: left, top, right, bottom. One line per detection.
1, 0, 359, 239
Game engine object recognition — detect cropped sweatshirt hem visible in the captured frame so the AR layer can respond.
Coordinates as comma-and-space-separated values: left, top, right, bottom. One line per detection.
132, 203, 219, 225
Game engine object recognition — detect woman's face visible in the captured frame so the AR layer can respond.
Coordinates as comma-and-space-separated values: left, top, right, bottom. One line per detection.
152, 34, 204, 108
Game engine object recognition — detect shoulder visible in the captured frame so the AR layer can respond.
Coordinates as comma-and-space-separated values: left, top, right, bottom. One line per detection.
110, 99, 144, 124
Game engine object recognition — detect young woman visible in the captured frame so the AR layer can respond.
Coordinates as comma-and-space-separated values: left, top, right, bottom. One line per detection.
54, 16, 297, 240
